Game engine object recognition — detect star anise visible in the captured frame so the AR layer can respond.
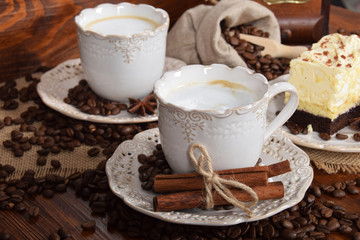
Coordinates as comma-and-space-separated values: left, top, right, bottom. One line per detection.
127, 93, 157, 116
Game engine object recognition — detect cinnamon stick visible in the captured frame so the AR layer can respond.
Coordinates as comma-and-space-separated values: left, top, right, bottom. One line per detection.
153, 160, 290, 193
153, 182, 284, 212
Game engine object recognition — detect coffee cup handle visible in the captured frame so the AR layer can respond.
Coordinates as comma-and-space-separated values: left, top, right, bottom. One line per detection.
264, 82, 299, 140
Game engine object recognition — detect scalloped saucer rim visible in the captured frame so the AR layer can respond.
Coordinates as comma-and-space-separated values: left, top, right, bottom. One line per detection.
105, 128, 313, 226
37, 57, 186, 124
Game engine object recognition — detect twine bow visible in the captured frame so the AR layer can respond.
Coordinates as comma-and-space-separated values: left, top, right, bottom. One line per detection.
188, 143, 259, 217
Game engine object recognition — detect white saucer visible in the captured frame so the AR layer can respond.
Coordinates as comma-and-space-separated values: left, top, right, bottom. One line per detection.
268, 90, 360, 153
37, 57, 186, 124
106, 128, 313, 226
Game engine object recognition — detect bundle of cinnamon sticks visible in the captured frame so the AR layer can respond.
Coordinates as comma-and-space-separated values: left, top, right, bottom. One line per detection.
153, 160, 291, 212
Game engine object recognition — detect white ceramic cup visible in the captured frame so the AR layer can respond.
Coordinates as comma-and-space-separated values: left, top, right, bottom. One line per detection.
75, 3, 169, 102
154, 64, 299, 173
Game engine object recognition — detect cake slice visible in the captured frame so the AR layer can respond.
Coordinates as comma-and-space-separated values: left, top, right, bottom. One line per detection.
287, 33, 360, 134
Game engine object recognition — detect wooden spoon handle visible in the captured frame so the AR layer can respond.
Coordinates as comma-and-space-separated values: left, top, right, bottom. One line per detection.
274, 45, 308, 59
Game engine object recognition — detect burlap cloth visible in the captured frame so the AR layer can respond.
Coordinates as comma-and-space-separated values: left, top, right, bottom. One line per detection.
1, 73, 105, 180
304, 147, 360, 174
166, 0, 281, 67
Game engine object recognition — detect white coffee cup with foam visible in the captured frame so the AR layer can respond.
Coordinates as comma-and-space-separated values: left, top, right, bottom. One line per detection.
75, 3, 169, 102
154, 64, 298, 173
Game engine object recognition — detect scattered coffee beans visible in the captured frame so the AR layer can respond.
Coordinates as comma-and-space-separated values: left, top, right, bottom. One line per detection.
64, 80, 128, 116
3, 65, 360, 239
221, 24, 291, 81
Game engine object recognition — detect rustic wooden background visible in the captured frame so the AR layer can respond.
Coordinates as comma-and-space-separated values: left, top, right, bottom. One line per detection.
0, 0, 204, 82
1, 0, 360, 82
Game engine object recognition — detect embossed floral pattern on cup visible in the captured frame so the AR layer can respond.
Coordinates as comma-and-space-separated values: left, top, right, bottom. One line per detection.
154, 64, 298, 173
75, 3, 169, 102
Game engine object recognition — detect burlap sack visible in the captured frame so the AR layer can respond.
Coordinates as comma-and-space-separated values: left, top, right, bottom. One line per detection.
166, 0, 280, 67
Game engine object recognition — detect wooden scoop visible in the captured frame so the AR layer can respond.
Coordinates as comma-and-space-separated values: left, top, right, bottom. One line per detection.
239, 34, 308, 59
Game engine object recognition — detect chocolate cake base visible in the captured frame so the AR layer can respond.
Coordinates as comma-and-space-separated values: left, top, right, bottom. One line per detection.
288, 105, 360, 135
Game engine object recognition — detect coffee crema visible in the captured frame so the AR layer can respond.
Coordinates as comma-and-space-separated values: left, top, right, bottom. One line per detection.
166, 80, 258, 111
85, 15, 159, 36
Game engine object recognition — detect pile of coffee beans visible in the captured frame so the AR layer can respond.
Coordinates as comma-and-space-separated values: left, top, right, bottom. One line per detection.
64, 79, 128, 116
1, 75, 156, 170
137, 144, 172, 190
221, 24, 291, 81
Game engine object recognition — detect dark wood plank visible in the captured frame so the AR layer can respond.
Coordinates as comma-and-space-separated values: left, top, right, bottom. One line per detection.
329, 5, 360, 33
0, 187, 125, 240
0, 0, 205, 82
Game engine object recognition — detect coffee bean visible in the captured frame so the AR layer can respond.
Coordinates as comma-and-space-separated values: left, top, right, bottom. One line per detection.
321, 207, 333, 218
28, 205, 40, 218
50, 146, 61, 154
282, 219, 294, 229
20, 142, 32, 151
88, 147, 100, 157
11, 130, 23, 141
51, 160, 61, 169
280, 228, 297, 239
3, 116, 12, 126
346, 185, 359, 194
14, 202, 26, 212
321, 184, 335, 193
319, 132, 331, 140
327, 218, 340, 231
316, 225, 330, 234
13, 149, 24, 157
311, 186, 321, 198
336, 133, 348, 140
11, 194, 23, 203
354, 133, 360, 141
334, 181, 346, 190
2, 140, 13, 148
27, 185, 38, 195
81, 220, 96, 230
37, 156, 47, 166
340, 225, 353, 234
37, 149, 49, 156
332, 189, 346, 198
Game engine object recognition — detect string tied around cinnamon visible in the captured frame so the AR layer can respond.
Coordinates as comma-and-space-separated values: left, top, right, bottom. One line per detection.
188, 143, 259, 217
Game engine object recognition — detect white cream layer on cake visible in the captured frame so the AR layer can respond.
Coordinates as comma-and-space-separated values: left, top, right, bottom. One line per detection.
288, 33, 360, 121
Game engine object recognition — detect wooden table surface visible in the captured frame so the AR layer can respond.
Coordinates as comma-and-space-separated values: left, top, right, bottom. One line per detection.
1, 3, 360, 240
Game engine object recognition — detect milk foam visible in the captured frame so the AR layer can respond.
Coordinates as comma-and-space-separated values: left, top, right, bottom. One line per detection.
85, 15, 159, 36
166, 80, 258, 111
